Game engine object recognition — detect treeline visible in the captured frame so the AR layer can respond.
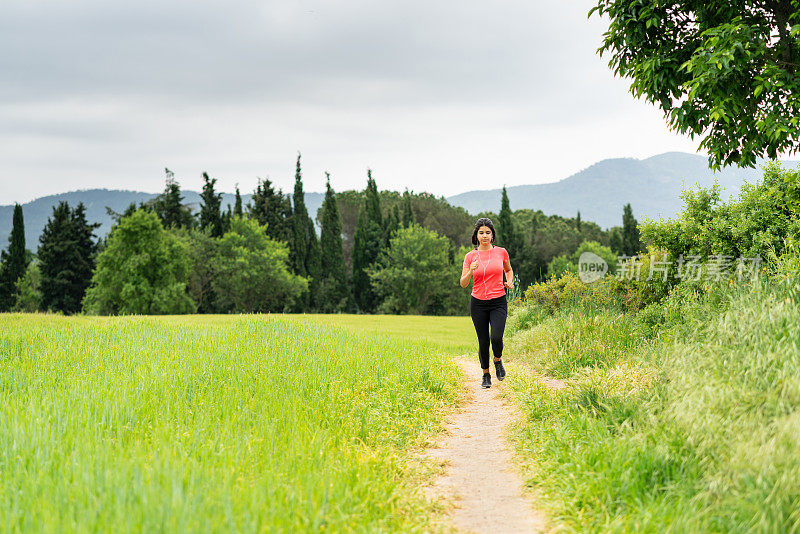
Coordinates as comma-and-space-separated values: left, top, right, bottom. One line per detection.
0, 154, 643, 316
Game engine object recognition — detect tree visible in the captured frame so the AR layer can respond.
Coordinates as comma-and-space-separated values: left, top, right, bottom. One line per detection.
576, 211, 582, 232
13, 260, 41, 312
352, 170, 385, 312
83, 210, 195, 315
199, 172, 224, 237
233, 185, 243, 217
368, 225, 465, 315
402, 189, 415, 227
38, 202, 99, 314
249, 178, 290, 241
180, 228, 219, 313
0, 204, 28, 311
289, 154, 310, 277
591, 0, 800, 168
621, 203, 641, 256
317, 173, 350, 313
71, 203, 100, 307
609, 227, 624, 255
154, 168, 194, 229
497, 186, 519, 257
288, 154, 322, 310
391, 204, 401, 233
364, 169, 383, 228
211, 217, 306, 313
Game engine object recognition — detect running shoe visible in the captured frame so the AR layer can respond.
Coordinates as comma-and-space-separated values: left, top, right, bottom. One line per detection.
481, 373, 491, 389
495, 359, 506, 381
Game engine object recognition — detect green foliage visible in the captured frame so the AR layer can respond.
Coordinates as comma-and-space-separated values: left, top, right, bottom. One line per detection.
211, 217, 307, 313
198, 172, 224, 237
621, 202, 641, 256
38, 202, 99, 314
12, 260, 41, 312
352, 172, 385, 313
0, 204, 28, 311
497, 186, 519, 257
546, 254, 576, 279
287, 154, 322, 311
323, 189, 474, 270
546, 241, 617, 281
83, 210, 195, 315
368, 225, 466, 315
608, 226, 623, 255
510, 271, 800, 531
364, 169, 383, 229
181, 228, 219, 313
318, 174, 350, 313
248, 178, 291, 242
512, 209, 613, 286
642, 162, 800, 262
289, 154, 310, 277
401, 189, 414, 227
233, 185, 243, 217
591, 0, 800, 168
153, 168, 194, 229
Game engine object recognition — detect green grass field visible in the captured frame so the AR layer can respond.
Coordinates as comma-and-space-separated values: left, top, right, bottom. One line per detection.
0, 313, 471, 532
504, 276, 800, 532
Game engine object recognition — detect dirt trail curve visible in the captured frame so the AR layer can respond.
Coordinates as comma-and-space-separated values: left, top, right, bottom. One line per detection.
423, 357, 548, 533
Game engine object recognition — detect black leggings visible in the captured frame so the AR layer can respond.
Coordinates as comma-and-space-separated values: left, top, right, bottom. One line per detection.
470, 295, 508, 370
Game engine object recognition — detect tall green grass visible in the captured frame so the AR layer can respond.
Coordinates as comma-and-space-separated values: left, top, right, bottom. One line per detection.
0, 314, 461, 532
506, 275, 800, 532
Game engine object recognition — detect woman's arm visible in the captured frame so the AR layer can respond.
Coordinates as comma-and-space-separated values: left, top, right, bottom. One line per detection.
460, 259, 479, 288
503, 259, 514, 289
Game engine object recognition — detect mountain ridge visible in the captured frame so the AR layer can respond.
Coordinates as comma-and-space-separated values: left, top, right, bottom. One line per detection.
2, 152, 797, 246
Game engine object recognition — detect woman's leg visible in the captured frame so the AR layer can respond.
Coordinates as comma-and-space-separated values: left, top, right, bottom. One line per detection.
470, 298, 491, 371
489, 298, 508, 360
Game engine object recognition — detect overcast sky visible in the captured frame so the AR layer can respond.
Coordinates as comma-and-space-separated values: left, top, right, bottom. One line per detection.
0, 0, 703, 204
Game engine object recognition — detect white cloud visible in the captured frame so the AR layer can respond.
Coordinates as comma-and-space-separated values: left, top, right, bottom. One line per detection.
0, 0, 704, 204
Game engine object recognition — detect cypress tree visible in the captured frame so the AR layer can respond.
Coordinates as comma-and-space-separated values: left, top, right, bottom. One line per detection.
497, 186, 517, 256
306, 218, 322, 310
199, 172, 224, 237
364, 169, 383, 227
576, 211, 582, 232
388, 205, 401, 236
609, 227, 624, 256
352, 170, 384, 313
249, 178, 289, 241
71, 203, 100, 307
621, 203, 641, 256
234, 185, 243, 217
38, 202, 98, 314
401, 190, 414, 227
155, 168, 194, 229
0, 204, 28, 311
222, 205, 233, 234
318, 173, 349, 312
289, 154, 310, 277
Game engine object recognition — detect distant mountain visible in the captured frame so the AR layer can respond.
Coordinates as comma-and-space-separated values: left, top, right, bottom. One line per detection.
0, 189, 324, 249
446, 152, 798, 228
3, 152, 797, 246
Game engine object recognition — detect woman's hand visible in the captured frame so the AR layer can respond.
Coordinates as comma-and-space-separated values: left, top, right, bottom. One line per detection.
469, 260, 479, 272
504, 279, 514, 289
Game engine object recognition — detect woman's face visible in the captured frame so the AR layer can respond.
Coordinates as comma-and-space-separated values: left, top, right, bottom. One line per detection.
477, 226, 493, 246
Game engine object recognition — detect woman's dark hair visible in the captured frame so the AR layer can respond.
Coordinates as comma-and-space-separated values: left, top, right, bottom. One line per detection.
471, 217, 496, 248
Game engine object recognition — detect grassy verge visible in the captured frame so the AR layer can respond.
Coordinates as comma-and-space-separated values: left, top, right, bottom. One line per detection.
0, 314, 463, 532
505, 276, 800, 532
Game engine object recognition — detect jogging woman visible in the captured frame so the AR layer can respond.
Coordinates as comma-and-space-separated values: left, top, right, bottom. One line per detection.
459, 217, 514, 388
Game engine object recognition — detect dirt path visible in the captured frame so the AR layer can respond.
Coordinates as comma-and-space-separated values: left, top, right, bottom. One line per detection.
423, 357, 548, 533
